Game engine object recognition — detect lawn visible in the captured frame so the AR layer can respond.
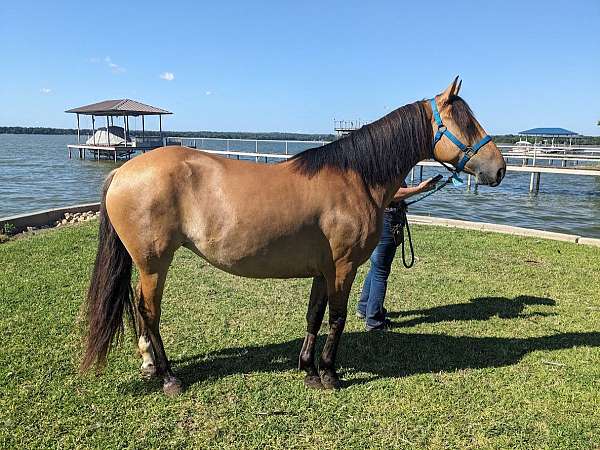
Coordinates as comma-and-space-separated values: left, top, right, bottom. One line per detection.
0, 222, 599, 449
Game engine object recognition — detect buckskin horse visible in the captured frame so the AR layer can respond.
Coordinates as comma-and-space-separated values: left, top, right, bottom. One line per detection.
81, 78, 506, 395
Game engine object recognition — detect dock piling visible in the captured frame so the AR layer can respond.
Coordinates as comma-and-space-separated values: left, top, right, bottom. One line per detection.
529, 172, 541, 193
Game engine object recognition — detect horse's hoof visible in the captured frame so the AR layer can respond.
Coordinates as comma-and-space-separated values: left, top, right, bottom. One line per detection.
140, 364, 157, 380
304, 374, 324, 389
163, 378, 183, 397
319, 370, 340, 390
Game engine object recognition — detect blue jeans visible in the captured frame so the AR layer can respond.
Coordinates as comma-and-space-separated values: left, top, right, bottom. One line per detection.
357, 213, 397, 329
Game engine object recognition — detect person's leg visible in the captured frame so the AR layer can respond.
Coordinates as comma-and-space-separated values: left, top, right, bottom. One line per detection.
356, 267, 373, 318
365, 214, 397, 329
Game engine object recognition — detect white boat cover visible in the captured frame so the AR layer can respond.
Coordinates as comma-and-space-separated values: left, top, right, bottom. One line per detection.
86, 126, 131, 146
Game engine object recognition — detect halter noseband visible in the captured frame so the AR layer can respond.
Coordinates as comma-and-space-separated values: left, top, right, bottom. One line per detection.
430, 98, 492, 172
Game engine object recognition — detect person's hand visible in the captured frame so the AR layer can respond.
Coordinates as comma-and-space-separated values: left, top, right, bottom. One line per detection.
416, 178, 437, 193
393, 177, 440, 201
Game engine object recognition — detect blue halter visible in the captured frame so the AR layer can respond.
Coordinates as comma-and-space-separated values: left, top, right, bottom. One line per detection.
430, 98, 492, 172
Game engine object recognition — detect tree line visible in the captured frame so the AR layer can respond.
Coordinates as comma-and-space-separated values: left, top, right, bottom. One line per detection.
0, 126, 335, 142
491, 134, 600, 145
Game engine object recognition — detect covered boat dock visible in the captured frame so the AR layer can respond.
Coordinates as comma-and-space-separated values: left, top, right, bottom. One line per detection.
518, 127, 581, 147
65, 99, 172, 161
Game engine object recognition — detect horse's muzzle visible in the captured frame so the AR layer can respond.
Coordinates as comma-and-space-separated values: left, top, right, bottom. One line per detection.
478, 167, 505, 187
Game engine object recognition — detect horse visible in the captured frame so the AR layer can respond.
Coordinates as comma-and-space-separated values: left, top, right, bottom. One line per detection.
81, 78, 506, 395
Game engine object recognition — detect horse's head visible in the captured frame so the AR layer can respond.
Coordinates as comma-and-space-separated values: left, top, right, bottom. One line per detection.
430, 77, 506, 186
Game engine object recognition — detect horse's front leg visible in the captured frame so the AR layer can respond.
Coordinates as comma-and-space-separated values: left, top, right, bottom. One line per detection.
299, 276, 328, 388
318, 263, 357, 389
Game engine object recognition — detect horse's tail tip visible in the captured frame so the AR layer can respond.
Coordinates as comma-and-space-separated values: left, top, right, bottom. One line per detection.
79, 353, 106, 375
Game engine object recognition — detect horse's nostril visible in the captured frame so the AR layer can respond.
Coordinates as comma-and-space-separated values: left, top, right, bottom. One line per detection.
497, 168, 505, 183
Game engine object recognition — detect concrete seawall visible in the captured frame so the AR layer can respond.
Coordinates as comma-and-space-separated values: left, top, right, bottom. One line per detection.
407, 215, 600, 247
0, 203, 101, 233
1, 203, 599, 247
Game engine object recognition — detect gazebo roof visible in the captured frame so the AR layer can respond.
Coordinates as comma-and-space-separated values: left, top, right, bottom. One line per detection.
519, 127, 579, 137
65, 99, 172, 116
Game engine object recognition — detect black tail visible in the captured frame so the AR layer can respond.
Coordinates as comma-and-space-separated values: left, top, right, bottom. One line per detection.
81, 171, 136, 372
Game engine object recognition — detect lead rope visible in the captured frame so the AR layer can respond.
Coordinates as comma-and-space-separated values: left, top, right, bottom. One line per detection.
391, 205, 415, 268
399, 208, 415, 268
395, 174, 453, 269
405, 175, 453, 207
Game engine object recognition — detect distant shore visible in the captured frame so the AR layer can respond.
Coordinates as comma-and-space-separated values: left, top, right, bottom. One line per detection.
2, 126, 600, 145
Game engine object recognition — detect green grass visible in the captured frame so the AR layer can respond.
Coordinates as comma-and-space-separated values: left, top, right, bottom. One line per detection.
1, 223, 599, 449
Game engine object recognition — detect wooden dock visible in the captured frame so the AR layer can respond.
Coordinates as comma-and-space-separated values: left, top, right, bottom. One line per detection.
67, 142, 164, 162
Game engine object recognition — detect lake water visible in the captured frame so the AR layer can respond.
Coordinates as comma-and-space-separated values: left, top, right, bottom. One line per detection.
1, 134, 599, 238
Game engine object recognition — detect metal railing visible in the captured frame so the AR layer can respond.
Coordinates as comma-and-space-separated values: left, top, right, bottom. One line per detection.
132, 136, 164, 145
496, 144, 600, 168
333, 120, 367, 131
166, 136, 327, 162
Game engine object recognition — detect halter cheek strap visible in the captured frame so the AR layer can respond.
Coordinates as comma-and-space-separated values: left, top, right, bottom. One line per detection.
430, 98, 492, 172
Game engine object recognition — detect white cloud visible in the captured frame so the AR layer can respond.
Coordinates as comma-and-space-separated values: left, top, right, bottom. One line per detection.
91, 56, 126, 73
106, 57, 126, 73
40, 88, 52, 94
205, 90, 212, 96
160, 72, 175, 81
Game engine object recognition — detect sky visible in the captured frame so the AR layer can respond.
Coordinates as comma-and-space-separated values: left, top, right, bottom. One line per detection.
1, 0, 599, 135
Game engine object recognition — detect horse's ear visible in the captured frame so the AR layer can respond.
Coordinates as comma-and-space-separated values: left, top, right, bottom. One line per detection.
439, 76, 460, 104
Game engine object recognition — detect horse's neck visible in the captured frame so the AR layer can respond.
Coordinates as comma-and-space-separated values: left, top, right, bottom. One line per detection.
371, 175, 408, 210
371, 103, 433, 209
371, 158, 425, 210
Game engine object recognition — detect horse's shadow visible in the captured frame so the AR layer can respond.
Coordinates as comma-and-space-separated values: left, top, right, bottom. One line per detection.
387, 295, 556, 328
125, 296, 600, 393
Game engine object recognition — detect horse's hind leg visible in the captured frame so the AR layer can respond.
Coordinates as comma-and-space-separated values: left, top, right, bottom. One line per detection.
299, 276, 328, 389
136, 282, 156, 379
137, 264, 182, 396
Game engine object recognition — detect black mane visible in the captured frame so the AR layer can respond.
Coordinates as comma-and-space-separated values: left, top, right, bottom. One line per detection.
289, 101, 433, 187
448, 95, 479, 142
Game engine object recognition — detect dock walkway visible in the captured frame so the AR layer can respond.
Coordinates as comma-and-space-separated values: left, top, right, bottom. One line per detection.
66, 142, 163, 162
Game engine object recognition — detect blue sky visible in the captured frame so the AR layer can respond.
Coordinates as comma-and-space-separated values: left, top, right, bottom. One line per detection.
1, 0, 598, 135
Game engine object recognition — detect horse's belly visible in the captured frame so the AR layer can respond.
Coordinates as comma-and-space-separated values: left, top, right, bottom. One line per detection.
186, 234, 323, 279
214, 255, 318, 279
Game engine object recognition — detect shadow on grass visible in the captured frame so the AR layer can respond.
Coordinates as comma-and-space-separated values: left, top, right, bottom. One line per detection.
123, 296, 600, 393
387, 295, 556, 328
